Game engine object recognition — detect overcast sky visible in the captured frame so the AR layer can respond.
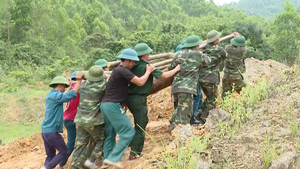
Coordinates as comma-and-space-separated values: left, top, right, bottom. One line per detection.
208, 0, 240, 5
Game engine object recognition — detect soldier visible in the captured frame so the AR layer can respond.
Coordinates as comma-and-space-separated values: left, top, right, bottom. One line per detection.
127, 43, 181, 160
100, 48, 155, 169
41, 74, 82, 169
169, 35, 210, 131
95, 59, 110, 71
197, 30, 230, 122
71, 66, 107, 169
95, 59, 111, 78
173, 39, 204, 125
222, 35, 247, 98
58, 71, 80, 169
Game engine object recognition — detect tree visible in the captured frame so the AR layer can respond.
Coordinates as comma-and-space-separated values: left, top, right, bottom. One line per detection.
11, 0, 33, 43
271, 0, 300, 64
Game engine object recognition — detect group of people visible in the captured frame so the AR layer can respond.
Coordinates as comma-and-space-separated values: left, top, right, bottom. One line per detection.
169, 30, 247, 130
40, 29, 247, 169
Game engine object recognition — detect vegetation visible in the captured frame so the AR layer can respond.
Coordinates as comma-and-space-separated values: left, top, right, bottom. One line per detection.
0, 0, 299, 92
226, 0, 300, 18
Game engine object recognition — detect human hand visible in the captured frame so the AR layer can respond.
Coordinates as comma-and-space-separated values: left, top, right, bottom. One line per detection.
146, 64, 155, 73
175, 64, 181, 72
75, 71, 83, 80
231, 32, 240, 37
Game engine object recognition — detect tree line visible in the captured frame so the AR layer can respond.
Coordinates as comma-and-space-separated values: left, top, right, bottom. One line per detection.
0, 0, 299, 92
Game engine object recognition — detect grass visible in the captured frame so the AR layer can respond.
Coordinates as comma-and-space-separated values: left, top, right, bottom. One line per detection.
218, 77, 269, 138
0, 85, 47, 144
0, 122, 40, 144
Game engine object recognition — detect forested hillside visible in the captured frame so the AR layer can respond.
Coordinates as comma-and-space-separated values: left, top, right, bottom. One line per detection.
226, 0, 300, 18
0, 0, 299, 91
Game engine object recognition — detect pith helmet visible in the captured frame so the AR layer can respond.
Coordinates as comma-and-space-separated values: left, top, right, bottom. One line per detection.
230, 35, 246, 47
85, 66, 105, 82
95, 59, 110, 68
206, 30, 222, 43
134, 43, 152, 56
49, 76, 70, 88
117, 48, 139, 61
182, 35, 202, 48
70, 71, 79, 80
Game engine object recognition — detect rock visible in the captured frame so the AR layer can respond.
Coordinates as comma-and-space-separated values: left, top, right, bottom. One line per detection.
241, 133, 257, 144
206, 109, 232, 131
269, 151, 298, 169
211, 147, 223, 163
175, 124, 193, 141
196, 161, 210, 169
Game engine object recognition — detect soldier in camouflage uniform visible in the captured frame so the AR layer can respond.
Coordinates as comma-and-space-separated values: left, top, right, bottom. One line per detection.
71, 66, 107, 169
198, 30, 228, 122
222, 35, 247, 98
169, 35, 211, 131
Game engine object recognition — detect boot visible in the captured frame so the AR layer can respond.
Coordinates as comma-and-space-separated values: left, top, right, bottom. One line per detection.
190, 116, 205, 125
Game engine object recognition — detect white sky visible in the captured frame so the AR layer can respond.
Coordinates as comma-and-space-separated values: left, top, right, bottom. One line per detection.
207, 0, 240, 5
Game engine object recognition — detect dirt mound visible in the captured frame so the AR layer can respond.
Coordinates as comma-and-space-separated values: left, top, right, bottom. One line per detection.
244, 57, 289, 84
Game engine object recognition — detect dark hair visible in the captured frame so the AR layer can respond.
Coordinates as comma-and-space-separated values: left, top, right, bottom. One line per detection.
121, 58, 125, 62
51, 84, 59, 88
186, 47, 194, 50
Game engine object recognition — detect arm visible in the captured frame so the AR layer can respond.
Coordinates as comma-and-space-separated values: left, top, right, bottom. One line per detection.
130, 64, 155, 86
160, 64, 181, 79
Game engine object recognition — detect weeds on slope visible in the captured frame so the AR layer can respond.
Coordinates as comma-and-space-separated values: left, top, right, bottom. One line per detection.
218, 77, 269, 139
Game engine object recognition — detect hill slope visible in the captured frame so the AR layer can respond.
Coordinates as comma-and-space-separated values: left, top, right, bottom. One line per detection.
226, 0, 300, 18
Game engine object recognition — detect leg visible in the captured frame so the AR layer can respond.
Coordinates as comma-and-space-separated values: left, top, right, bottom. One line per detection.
42, 133, 56, 166
59, 120, 76, 166
127, 95, 148, 157
100, 103, 116, 161
101, 102, 135, 162
199, 82, 218, 119
86, 124, 106, 162
173, 93, 193, 126
71, 125, 91, 169
43, 132, 68, 169
222, 78, 232, 99
232, 79, 246, 94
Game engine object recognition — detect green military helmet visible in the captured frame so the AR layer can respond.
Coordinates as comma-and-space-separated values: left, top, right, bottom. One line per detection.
134, 43, 152, 56
206, 30, 222, 43
95, 59, 110, 68
85, 65, 105, 82
182, 35, 202, 48
117, 48, 139, 61
49, 76, 70, 88
230, 35, 246, 47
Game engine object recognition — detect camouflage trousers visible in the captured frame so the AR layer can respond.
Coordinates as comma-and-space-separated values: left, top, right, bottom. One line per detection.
198, 82, 218, 120
222, 74, 246, 98
170, 93, 193, 131
71, 124, 105, 169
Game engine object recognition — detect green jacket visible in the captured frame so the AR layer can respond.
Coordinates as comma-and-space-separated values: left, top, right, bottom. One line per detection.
128, 59, 163, 95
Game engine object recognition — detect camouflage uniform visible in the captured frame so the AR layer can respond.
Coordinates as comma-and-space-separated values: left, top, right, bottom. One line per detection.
222, 44, 246, 98
169, 49, 209, 129
198, 43, 226, 119
71, 80, 106, 169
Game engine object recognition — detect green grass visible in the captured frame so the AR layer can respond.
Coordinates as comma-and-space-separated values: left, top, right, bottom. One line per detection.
0, 122, 41, 144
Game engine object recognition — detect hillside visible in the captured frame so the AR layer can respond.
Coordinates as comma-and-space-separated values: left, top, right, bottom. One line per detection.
1, 58, 298, 169
226, 0, 300, 18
